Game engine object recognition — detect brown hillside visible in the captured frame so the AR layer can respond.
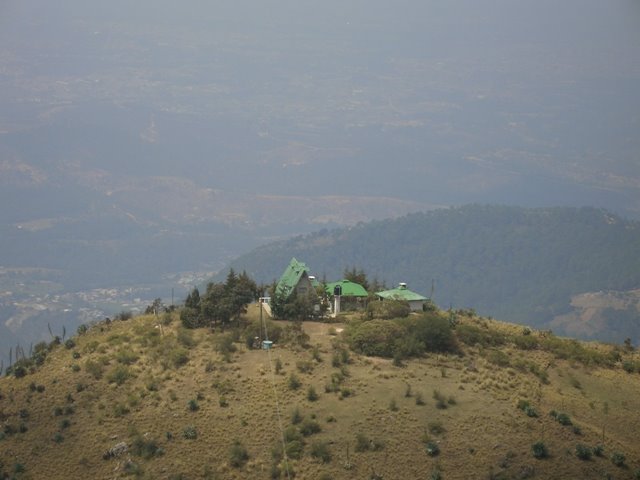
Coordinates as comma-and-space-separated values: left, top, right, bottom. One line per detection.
1, 306, 640, 479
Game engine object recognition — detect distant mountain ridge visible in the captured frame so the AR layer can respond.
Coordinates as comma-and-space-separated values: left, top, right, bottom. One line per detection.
224, 205, 640, 344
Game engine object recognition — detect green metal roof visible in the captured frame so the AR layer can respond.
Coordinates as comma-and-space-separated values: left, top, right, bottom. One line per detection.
276, 258, 312, 298
324, 280, 369, 297
375, 284, 428, 302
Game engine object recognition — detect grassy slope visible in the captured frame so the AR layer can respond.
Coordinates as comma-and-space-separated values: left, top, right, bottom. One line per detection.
1, 306, 640, 479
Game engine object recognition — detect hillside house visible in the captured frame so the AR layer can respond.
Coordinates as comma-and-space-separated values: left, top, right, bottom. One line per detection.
325, 279, 368, 314
275, 258, 317, 300
375, 283, 428, 312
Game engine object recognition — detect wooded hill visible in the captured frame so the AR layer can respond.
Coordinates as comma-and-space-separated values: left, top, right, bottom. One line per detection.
222, 205, 640, 344
1, 306, 640, 479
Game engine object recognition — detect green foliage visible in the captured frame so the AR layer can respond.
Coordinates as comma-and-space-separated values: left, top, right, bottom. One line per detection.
188, 399, 199, 412
456, 324, 506, 347
291, 406, 303, 425
182, 270, 257, 328
556, 413, 572, 426
116, 348, 139, 365
176, 327, 197, 348
229, 440, 249, 468
169, 347, 189, 368
365, 299, 411, 320
296, 360, 314, 373
298, 418, 321, 437
611, 451, 626, 467
244, 318, 283, 348
288, 374, 301, 390
215, 334, 237, 362
182, 425, 197, 440
514, 335, 539, 350
307, 385, 318, 402
532, 441, 548, 459
227, 206, 640, 342
310, 440, 332, 463
131, 436, 163, 459
485, 349, 510, 367
425, 441, 440, 456
107, 365, 131, 385
575, 444, 592, 460
346, 314, 457, 359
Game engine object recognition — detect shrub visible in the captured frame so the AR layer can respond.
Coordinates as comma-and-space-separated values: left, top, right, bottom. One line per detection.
310, 440, 332, 463
428, 422, 446, 435
229, 440, 249, 468
296, 360, 314, 374
365, 299, 411, 319
575, 444, 592, 460
169, 347, 189, 368
183, 425, 197, 439
53, 432, 64, 443
64, 339, 76, 349
107, 365, 131, 385
514, 335, 539, 350
345, 320, 405, 357
532, 441, 548, 459
307, 386, 318, 402
355, 433, 370, 452
288, 374, 301, 390
275, 358, 283, 374
433, 389, 447, 409
299, 418, 321, 437
425, 441, 440, 456
291, 407, 303, 424
556, 413, 572, 426
177, 327, 197, 348
131, 436, 163, 459
611, 451, 626, 467
399, 314, 458, 353
389, 399, 398, 411
116, 348, 139, 365
113, 403, 130, 417
456, 324, 505, 347
77, 324, 88, 335
188, 399, 199, 412
216, 334, 237, 361
285, 440, 304, 460
486, 349, 510, 367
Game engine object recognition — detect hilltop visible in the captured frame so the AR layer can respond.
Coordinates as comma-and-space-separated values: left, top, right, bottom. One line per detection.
1, 306, 640, 479
223, 205, 640, 345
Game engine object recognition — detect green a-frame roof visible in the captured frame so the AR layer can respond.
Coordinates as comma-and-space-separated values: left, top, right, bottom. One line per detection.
276, 258, 312, 298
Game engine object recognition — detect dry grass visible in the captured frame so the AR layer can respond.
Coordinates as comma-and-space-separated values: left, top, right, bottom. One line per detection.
1, 306, 639, 479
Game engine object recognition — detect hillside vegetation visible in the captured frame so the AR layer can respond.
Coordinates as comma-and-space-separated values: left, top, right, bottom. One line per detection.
223, 205, 640, 344
1, 306, 640, 479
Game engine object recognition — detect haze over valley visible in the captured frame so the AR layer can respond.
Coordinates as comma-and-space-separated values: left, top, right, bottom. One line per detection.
1, 0, 639, 361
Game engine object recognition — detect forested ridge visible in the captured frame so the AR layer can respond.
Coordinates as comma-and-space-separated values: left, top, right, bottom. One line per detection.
224, 205, 640, 338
